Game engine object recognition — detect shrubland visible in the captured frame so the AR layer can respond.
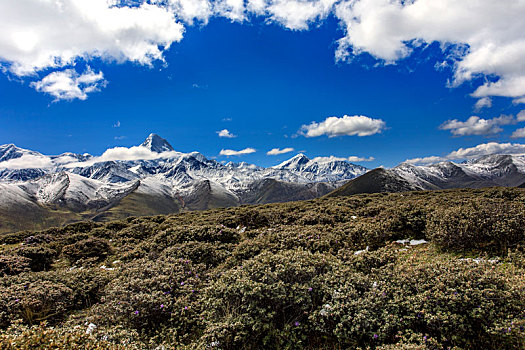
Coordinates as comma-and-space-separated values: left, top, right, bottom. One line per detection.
0, 187, 524, 349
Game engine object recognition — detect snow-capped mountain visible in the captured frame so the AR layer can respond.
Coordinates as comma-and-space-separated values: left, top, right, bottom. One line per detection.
330, 155, 525, 197
2, 133, 524, 233
392, 154, 525, 190
0, 134, 369, 232
140, 133, 174, 153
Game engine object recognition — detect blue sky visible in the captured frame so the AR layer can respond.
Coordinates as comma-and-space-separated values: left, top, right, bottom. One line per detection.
1, 0, 525, 168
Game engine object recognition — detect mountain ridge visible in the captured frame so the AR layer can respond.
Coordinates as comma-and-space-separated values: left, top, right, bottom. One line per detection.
1, 134, 525, 233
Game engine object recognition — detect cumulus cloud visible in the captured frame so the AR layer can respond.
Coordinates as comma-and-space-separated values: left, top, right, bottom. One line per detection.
217, 129, 236, 138
334, 0, 525, 101
0, 0, 184, 76
347, 156, 375, 162
65, 146, 181, 167
439, 115, 515, 136
474, 97, 492, 111
0, 155, 53, 170
219, 148, 256, 156
30, 68, 107, 101
514, 97, 525, 105
215, 0, 247, 21
406, 142, 525, 165
311, 155, 374, 163
300, 115, 386, 137
155, 0, 213, 24
249, 0, 337, 30
511, 128, 525, 139
3, 0, 525, 104
267, 147, 295, 155
518, 110, 525, 122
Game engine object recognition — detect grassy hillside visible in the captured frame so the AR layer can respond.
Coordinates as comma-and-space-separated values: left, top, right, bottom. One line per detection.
1, 187, 525, 349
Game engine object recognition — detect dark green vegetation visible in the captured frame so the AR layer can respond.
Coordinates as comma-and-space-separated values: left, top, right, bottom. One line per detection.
1, 187, 525, 349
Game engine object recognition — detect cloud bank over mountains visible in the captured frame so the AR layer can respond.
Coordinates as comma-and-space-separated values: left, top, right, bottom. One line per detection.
407, 142, 525, 165
1, 0, 524, 103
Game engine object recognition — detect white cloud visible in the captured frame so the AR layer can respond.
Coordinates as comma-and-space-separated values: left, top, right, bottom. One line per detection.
517, 110, 525, 122
31, 68, 107, 101
347, 156, 375, 162
217, 129, 236, 138
0, 154, 53, 170
514, 97, 525, 105
511, 128, 525, 139
215, 0, 247, 21
113, 121, 121, 128
300, 115, 386, 137
312, 155, 374, 163
157, 0, 213, 24
334, 0, 525, 101
65, 146, 181, 167
219, 148, 256, 156
474, 97, 492, 111
0, 0, 184, 77
406, 142, 525, 165
114, 136, 126, 140
267, 147, 294, 155
439, 115, 515, 136
249, 0, 336, 30
3, 0, 525, 105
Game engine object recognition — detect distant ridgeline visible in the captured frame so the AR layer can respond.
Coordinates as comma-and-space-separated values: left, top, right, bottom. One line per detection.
1, 134, 525, 233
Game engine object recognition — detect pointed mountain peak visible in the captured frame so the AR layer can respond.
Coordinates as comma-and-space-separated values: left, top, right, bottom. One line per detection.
274, 153, 311, 169
140, 133, 174, 153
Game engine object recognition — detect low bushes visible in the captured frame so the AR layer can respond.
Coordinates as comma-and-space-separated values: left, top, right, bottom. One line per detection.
0, 255, 31, 276
0, 187, 524, 349
16, 246, 56, 272
427, 201, 525, 253
95, 257, 204, 344
62, 237, 113, 263
0, 281, 73, 327
201, 249, 339, 349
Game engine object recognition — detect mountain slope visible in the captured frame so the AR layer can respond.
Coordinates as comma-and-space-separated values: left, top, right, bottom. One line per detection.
327, 168, 421, 197
238, 178, 338, 204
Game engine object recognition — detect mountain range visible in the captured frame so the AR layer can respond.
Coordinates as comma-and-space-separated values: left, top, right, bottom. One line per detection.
0, 134, 366, 232
1, 133, 524, 233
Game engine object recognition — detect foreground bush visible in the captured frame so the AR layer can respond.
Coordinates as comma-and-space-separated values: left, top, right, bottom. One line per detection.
0, 255, 31, 276
201, 249, 341, 349
61, 237, 113, 263
16, 246, 57, 272
0, 281, 73, 326
0, 188, 524, 349
427, 200, 525, 253
95, 257, 204, 345
0, 322, 131, 349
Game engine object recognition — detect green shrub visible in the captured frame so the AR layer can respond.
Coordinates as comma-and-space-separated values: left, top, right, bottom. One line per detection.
62, 237, 113, 263
0, 281, 73, 326
95, 257, 204, 344
16, 246, 57, 272
0, 255, 31, 276
0, 321, 131, 349
325, 254, 525, 349
162, 241, 232, 267
427, 201, 525, 253
200, 249, 339, 349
